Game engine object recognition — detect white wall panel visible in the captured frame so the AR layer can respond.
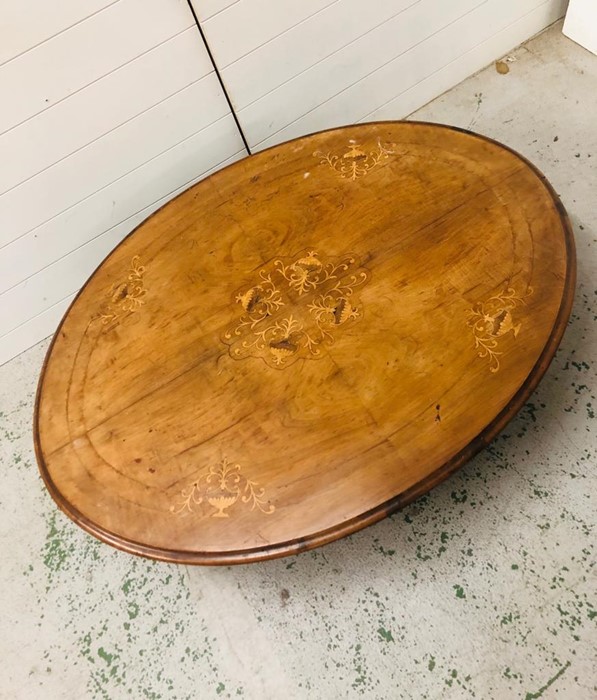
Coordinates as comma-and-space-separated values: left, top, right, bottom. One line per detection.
197, 0, 338, 67
0, 1, 246, 364
239, 0, 486, 146
0, 74, 230, 248
364, 0, 568, 121
0, 0, 118, 66
256, 0, 568, 150
0, 0, 194, 134
0, 28, 212, 195
201, 0, 568, 151
218, 0, 419, 111
191, 0, 239, 22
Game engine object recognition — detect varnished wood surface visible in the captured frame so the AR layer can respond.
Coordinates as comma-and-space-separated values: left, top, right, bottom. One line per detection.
34, 122, 575, 565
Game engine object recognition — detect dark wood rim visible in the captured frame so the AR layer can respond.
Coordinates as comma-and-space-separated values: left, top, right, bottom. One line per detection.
33, 121, 576, 565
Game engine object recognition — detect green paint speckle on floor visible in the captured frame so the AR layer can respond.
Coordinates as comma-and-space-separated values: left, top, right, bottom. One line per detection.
377, 628, 394, 643
453, 585, 466, 599
1, 23, 596, 700
97, 647, 115, 666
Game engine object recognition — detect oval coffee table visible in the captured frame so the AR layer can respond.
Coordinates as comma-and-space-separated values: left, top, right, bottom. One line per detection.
34, 122, 575, 565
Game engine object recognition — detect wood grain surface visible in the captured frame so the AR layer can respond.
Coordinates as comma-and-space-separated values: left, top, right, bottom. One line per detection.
34, 122, 575, 565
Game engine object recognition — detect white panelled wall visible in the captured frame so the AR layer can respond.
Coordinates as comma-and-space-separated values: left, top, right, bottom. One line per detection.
197, 0, 569, 151
0, 0, 247, 365
1, 0, 569, 364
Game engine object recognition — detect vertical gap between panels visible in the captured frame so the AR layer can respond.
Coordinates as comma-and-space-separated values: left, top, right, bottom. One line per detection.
185, 0, 252, 155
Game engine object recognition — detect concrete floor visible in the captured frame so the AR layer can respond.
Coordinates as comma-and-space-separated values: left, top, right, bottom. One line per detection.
1, 22, 596, 700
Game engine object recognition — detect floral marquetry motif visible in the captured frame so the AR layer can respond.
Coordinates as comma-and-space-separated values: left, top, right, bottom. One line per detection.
222, 250, 370, 368
97, 255, 146, 325
468, 287, 533, 373
314, 140, 395, 180
171, 458, 275, 519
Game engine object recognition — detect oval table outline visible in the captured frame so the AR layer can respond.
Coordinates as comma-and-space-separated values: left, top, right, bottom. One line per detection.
33, 121, 576, 565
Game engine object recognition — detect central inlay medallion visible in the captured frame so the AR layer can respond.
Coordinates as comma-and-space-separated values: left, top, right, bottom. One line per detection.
222, 249, 370, 368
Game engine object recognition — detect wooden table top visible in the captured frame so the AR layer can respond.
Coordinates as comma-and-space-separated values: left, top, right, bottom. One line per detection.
34, 122, 575, 565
